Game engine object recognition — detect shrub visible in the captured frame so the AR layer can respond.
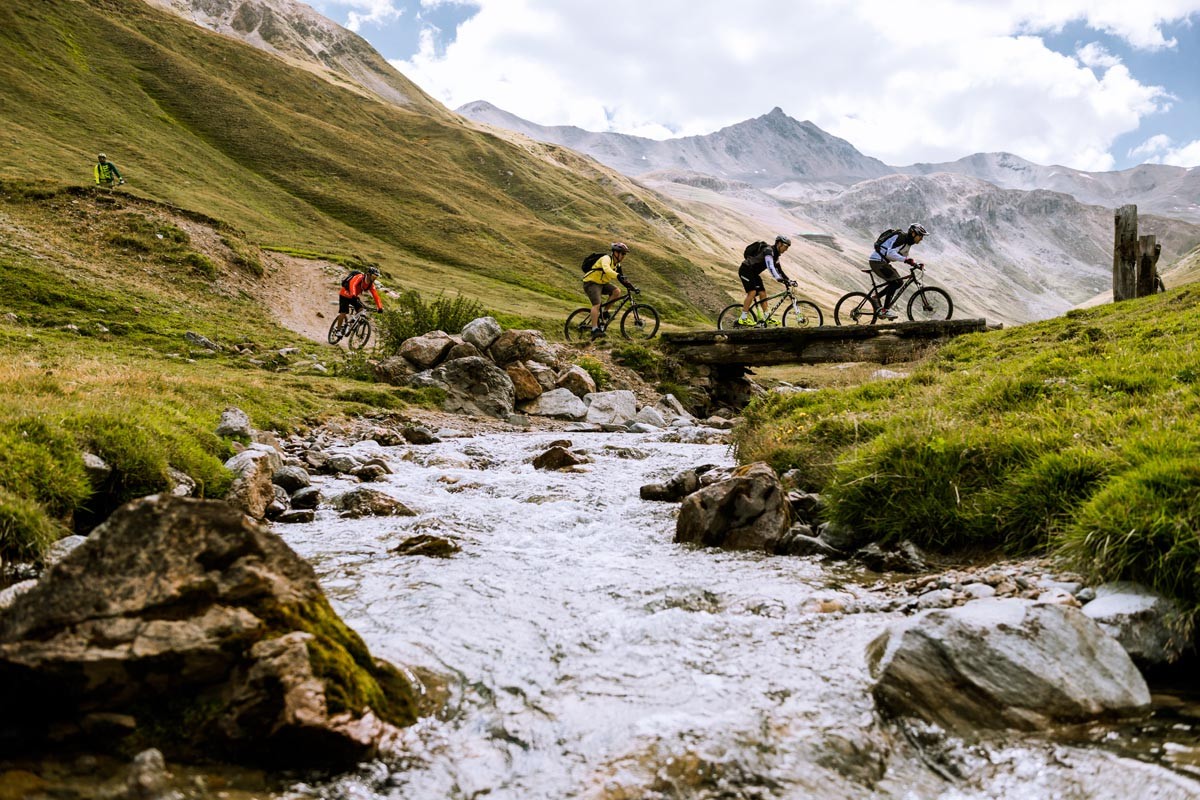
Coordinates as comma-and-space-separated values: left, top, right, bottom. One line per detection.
576, 356, 608, 390
0, 487, 63, 564
376, 291, 486, 354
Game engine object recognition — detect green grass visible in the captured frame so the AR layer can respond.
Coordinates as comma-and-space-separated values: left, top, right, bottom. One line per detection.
0, 185, 456, 562
0, 0, 730, 331
375, 290, 488, 353
733, 286, 1200, 613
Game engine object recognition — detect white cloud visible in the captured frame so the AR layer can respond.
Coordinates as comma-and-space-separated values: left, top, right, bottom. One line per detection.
391, 0, 1199, 169
1130, 134, 1200, 166
339, 0, 405, 32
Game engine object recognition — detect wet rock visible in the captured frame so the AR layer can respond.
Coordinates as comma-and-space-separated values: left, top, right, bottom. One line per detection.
654, 393, 694, 423
290, 486, 321, 510
580, 391, 638, 429
506, 413, 531, 428
399, 331, 455, 369
0, 580, 38, 612
215, 407, 251, 438
0, 495, 417, 768
532, 446, 587, 471
815, 520, 869, 554
868, 599, 1151, 735
675, 462, 790, 552
1082, 582, 1187, 665
555, 365, 596, 398
505, 363, 544, 401
775, 527, 842, 558
702, 415, 735, 430
276, 510, 315, 524
1037, 588, 1081, 607
633, 406, 667, 428
124, 748, 171, 800
432, 357, 516, 418
786, 490, 824, 525
223, 446, 284, 520
402, 425, 439, 444
272, 465, 311, 494
461, 316, 502, 351
392, 534, 461, 558
855, 540, 927, 573
962, 583, 997, 600
333, 487, 416, 518
916, 588, 956, 609
602, 445, 650, 460
521, 388, 588, 420
639, 469, 700, 502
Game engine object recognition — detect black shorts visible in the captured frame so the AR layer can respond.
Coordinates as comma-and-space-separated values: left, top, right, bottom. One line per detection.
339, 295, 364, 314
868, 260, 901, 283
738, 266, 765, 293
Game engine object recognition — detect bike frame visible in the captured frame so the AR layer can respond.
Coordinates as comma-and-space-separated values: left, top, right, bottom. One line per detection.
595, 283, 636, 330
863, 265, 925, 310
750, 285, 808, 322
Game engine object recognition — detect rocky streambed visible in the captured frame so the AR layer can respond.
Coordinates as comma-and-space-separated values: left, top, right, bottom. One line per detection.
3, 421, 1199, 799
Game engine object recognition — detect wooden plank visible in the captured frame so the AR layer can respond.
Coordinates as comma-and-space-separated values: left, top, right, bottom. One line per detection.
1136, 235, 1161, 298
661, 319, 989, 366
1113, 205, 1138, 302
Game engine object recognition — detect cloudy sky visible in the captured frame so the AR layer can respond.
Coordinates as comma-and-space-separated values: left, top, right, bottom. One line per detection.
309, 0, 1200, 171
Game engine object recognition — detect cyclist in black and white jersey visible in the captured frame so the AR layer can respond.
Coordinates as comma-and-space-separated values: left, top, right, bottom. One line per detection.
869, 223, 928, 319
736, 235, 795, 326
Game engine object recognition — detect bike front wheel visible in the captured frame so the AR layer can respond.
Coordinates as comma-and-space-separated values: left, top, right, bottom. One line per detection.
716, 304, 745, 330
621, 304, 660, 340
781, 300, 823, 328
327, 318, 345, 344
347, 316, 372, 349
564, 308, 593, 342
907, 287, 953, 321
834, 292, 878, 326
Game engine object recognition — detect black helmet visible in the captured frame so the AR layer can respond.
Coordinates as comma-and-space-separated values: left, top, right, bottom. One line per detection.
775, 235, 792, 246
908, 223, 929, 237
367, 266, 381, 276
611, 242, 629, 254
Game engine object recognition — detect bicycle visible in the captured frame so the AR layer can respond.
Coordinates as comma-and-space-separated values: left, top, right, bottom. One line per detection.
564, 279, 660, 342
833, 262, 953, 326
327, 305, 374, 349
716, 282, 823, 330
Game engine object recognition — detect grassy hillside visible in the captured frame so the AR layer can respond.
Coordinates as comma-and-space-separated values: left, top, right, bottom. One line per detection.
0, 181, 446, 561
0, 0, 729, 327
734, 287, 1200, 616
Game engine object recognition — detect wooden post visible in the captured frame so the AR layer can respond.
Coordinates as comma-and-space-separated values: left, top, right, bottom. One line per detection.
1113, 205, 1138, 302
1137, 236, 1161, 297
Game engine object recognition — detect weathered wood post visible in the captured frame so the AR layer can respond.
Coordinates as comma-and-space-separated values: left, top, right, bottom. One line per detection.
1137, 235, 1162, 297
1113, 204, 1138, 302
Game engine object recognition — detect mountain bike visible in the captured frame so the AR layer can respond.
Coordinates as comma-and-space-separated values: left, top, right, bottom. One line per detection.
564, 279, 660, 342
833, 263, 953, 326
716, 282, 823, 329
327, 305, 374, 349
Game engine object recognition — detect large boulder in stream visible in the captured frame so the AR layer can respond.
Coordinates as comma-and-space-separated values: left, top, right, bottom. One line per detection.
867, 599, 1151, 735
0, 495, 418, 768
408, 356, 515, 418
674, 462, 791, 551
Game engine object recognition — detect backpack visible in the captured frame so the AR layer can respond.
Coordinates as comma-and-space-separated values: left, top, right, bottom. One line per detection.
340, 270, 363, 290
743, 241, 769, 261
580, 252, 607, 274
873, 228, 903, 256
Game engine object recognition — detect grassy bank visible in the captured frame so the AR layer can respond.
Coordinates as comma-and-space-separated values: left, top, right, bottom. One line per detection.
733, 287, 1200, 613
0, 184, 437, 563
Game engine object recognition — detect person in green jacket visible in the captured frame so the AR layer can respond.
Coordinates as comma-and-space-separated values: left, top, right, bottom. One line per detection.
94, 153, 124, 187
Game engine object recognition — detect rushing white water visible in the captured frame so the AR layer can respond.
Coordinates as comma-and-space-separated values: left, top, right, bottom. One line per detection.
276, 430, 1200, 800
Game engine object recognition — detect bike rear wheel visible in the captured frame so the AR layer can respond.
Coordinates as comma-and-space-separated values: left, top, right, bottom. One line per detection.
327, 318, 345, 344
907, 287, 953, 321
564, 308, 594, 342
621, 304, 660, 340
834, 292, 877, 325
716, 304, 745, 330
781, 299, 823, 328
347, 316, 372, 349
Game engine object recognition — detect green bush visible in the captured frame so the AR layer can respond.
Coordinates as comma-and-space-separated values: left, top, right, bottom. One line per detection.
576, 356, 608, 390
0, 487, 63, 563
376, 291, 486, 354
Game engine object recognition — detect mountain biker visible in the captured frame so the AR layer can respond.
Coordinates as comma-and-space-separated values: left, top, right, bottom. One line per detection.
869, 223, 928, 320
737, 235, 795, 326
333, 266, 383, 334
583, 242, 630, 338
93, 153, 124, 188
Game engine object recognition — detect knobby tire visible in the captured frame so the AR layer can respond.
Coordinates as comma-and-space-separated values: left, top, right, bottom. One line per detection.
834, 292, 877, 326
564, 308, 594, 342
906, 287, 953, 321
621, 304, 660, 340
781, 299, 823, 328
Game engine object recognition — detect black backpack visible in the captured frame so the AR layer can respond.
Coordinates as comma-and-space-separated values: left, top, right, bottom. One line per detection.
580, 252, 607, 274
340, 270, 363, 290
873, 228, 904, 256
743, 241, 769, 261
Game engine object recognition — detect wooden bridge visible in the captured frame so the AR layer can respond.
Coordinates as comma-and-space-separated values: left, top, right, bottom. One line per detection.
660, 319, 991, 366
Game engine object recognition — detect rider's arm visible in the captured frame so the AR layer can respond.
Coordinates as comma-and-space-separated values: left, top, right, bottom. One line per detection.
110, 163, 122, 179
881, 236, 908, 263
599, 255, 620, 284
369, 283, 383, 311
763, 253, 787, 283
93, 165, 101, 184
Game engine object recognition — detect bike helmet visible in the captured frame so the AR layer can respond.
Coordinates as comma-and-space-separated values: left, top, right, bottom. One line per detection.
908, 223, 929, 237
367, 266, 381, 276
611, 242, 629, 254
775, 235, 792, 246
97, 153, 107, 160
